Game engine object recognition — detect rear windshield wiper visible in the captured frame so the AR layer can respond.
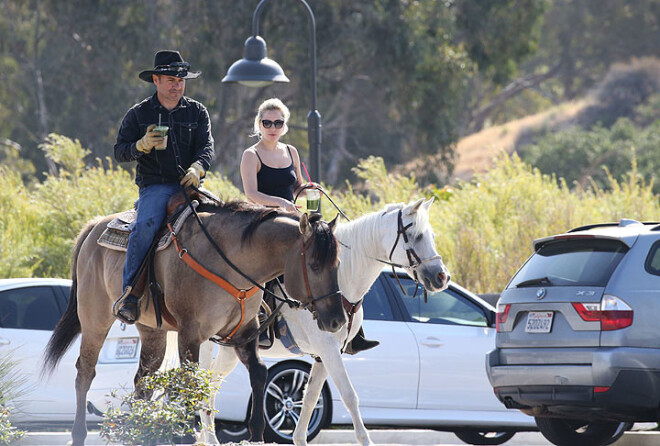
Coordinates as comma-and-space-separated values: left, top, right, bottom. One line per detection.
516, 276, 553, 288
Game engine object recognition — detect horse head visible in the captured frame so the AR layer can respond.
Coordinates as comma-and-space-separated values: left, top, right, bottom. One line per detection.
283, 212, 346, 333
384, 198, 450, 292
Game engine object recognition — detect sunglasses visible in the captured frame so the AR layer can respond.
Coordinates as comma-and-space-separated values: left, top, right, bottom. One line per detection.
261, 119, 285, 129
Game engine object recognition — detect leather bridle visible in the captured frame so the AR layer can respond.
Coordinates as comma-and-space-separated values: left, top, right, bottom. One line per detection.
298, 234, 343, 315
381, 208, 442, 301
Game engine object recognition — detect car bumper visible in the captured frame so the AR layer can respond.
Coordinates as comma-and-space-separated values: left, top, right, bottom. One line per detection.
486, 348, 660, 421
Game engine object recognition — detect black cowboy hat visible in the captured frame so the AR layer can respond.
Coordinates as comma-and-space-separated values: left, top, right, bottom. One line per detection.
139, 50, 201, 83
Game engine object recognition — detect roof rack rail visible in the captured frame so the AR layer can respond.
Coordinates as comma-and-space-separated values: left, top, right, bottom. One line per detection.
568, 221, 660, 233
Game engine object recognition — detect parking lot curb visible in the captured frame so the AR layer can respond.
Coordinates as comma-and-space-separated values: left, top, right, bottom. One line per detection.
19, 429, 660, 445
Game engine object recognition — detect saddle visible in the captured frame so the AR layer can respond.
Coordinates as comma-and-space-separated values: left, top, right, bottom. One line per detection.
99, 188, 222, 327
96, 188, 221, 252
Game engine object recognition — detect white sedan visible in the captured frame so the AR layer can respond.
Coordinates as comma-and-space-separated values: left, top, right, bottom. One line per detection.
210, 270, 536, 445
0, 278, 139, 426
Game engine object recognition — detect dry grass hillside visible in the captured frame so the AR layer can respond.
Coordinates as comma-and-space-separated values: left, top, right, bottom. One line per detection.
398, 99, 590, 184
451, 100, 589, 181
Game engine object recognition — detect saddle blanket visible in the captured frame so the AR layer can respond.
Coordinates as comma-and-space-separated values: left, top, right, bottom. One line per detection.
96, 201, 198, 252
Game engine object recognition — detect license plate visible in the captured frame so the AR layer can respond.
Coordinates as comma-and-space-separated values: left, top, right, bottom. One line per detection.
525, 311, 554, 333
115, 338, 139, 359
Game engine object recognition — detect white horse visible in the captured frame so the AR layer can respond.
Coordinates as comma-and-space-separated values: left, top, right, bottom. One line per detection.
167, 198, 450, 445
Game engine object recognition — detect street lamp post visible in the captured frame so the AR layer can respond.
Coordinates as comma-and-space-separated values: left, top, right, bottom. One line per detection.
222, 0, 322, 184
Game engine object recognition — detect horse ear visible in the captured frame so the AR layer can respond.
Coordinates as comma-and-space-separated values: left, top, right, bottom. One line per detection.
328, 214, 339, 232
406, 198, 424, 215
299, 212, 311, 235
422, 197, 434, 212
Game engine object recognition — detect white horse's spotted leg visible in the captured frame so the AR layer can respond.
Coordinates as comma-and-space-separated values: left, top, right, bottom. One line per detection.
292, 360, 328, 446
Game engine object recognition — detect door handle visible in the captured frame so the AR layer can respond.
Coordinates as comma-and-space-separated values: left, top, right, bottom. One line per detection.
420, 337, 443, 347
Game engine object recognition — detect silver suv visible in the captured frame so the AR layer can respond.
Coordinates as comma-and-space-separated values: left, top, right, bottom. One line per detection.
486, 219, 660, 446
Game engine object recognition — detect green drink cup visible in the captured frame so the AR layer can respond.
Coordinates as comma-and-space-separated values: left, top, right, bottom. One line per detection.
152, 125, 169, 150
306, 189, 321, 212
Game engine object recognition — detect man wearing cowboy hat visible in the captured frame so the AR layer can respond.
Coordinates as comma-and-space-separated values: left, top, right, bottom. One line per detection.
113, 49, 214, 324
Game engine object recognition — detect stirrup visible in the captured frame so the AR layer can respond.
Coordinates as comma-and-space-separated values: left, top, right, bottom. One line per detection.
113, 287, 140, 325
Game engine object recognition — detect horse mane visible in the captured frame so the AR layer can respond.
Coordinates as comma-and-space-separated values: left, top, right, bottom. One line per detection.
200, 200, 338, 268
306, 213, 339, 270
336, 200, 432, 275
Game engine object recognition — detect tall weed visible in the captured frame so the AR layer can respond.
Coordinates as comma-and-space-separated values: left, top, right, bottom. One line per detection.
4, 134, 660, 295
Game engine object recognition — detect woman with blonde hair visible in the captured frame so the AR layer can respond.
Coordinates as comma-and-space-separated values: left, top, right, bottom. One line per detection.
240, 97, 378, 354
240, 98, 305, 213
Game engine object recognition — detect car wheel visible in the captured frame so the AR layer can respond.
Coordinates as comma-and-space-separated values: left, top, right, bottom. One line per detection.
535, 416, 624, 446
215, 421, 249, 443
263, 362, 332, 444
453, 430, 516, 445
605, 422, 633, 445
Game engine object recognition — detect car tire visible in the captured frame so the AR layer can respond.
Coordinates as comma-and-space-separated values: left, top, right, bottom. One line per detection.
605, 422, 633, 445
215, 421, 250, 443
263, 362, 332, 444
453, 430, 516, 445
535, 416, 624, 446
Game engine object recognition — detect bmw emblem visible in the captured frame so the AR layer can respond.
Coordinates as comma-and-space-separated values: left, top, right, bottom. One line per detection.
536, 288, 546, 300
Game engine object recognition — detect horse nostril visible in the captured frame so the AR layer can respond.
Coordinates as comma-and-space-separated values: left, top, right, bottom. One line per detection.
438, 272, 449, 284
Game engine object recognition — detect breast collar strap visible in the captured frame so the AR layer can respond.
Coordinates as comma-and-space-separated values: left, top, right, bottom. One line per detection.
167, 223, 260, 341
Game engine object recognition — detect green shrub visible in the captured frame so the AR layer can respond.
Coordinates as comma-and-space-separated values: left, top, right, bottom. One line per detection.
0, 407, 25, 446
0, 352, 27, 446
100, 362, 218, 446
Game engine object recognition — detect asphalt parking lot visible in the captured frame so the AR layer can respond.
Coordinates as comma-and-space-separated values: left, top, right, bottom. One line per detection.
18, 426, 660, 445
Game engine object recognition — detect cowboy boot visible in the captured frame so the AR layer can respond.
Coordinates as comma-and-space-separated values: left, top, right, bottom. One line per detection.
113, 286, 141, 325
344, 326, 380, 355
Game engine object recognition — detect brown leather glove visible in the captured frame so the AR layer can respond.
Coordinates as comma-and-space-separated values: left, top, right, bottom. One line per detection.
136, 124, 163, 154
180, 161, 205, 188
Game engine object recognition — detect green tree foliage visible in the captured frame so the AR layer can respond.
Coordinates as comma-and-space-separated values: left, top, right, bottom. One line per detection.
530, 0, 660, 100
521, 119, 660, 193
455, 0, 548, 83
0, 0, 548, 188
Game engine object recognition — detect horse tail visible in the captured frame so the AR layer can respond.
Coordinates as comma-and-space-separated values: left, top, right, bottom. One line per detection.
42, 220, 96, 376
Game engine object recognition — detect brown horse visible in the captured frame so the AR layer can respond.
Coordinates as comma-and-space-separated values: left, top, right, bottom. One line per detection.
43, 200, 346, 446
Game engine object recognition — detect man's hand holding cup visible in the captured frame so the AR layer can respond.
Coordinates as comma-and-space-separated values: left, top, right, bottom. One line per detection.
136, 124, 165, 154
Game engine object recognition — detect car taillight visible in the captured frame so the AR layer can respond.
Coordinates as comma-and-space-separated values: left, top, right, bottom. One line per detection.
572, 294, 633, 331
496, 304, 511, 332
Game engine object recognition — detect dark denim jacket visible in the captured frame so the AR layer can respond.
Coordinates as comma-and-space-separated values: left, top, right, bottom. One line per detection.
114, 93, 215, 187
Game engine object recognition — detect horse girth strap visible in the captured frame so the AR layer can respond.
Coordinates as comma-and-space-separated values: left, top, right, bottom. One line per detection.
167, 223, 260, 340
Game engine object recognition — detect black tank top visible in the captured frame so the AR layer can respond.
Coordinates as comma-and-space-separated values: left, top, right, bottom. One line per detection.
255, 145, 297, 202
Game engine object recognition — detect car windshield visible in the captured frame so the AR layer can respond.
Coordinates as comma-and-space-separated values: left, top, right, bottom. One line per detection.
507, 238, 628, 289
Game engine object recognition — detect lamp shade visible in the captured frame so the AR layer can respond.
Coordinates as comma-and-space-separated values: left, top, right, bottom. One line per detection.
222, 36, 290, 86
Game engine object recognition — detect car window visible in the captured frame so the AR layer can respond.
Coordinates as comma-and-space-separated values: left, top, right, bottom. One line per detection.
0, 286, 62, 330
507, 238, 628, 289
362, 279, 394, 321
387, 277, 489, 327
645, 241, 660, 276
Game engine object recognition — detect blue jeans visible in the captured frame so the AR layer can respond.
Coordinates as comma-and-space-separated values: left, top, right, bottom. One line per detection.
122, 183, 181, 291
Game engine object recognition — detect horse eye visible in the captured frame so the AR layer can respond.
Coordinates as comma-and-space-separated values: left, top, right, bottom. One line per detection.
415, 234, 423, 242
